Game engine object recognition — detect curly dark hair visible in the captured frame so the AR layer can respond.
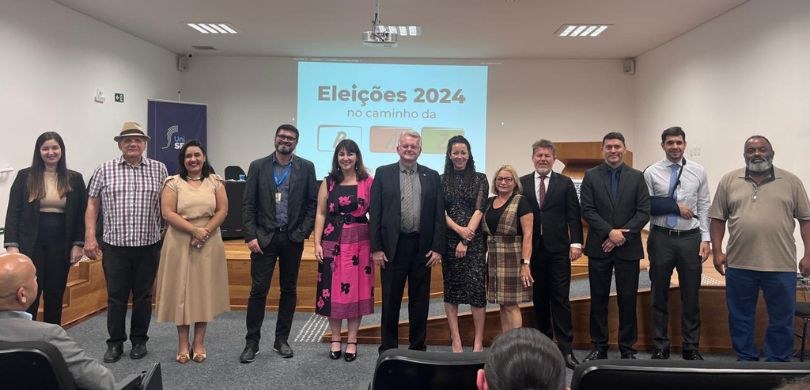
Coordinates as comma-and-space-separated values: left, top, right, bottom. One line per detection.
441, 135, 478, 192
177, 140, 216, 180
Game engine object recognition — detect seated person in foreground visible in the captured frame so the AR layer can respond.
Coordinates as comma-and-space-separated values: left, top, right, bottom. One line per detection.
477, 327, 567, 390
0, 252, 116, 390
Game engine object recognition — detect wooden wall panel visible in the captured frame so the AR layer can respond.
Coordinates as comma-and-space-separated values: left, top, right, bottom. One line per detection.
351, 286, 769, 354
226, 239, 444, 311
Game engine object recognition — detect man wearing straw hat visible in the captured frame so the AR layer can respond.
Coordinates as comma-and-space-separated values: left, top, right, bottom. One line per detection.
84, 121, 167, 363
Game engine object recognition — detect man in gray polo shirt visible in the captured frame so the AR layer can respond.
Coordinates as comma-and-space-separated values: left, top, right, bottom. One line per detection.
709, 135, 810, 362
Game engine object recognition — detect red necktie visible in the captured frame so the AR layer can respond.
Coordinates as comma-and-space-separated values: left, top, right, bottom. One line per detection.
538, 175, 547, 208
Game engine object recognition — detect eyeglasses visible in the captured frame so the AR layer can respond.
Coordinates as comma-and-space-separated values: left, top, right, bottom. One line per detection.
495, 177, 514, 183
276, 135, 297, 142
398, 144, 421, 150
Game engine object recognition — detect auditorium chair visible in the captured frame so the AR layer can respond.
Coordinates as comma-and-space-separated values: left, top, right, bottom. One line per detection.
571, 359, 810, 390
368, 349, 486, 390
0, 341, 161, 390
224, 165, 246, 180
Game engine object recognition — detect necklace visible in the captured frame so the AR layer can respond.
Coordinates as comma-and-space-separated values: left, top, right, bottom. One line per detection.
187, 176, 202, 181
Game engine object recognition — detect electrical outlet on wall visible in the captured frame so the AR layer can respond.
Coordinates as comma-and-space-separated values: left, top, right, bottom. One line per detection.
94, 89, 105, 103
689, 146, 701, 158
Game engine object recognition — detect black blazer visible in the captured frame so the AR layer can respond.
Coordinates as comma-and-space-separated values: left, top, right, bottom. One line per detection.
520, 171, 584, 253
580, 163, 650, 260
242, 153, 318, 248
4, 168, 87, 254
369, 162, 446, 261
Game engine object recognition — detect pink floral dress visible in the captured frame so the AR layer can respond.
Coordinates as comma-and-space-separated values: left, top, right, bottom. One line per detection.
315, 176, 374, 318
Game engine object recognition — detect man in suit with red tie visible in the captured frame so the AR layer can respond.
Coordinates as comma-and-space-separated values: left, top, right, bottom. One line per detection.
580, 132, 650, 360
520, 139, 583, 369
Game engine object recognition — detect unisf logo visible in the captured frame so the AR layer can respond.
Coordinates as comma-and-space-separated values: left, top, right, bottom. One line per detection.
161, 125, 185, 150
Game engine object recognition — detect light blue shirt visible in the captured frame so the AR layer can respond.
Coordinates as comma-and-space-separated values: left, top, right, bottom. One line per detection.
644, 158, 711, 241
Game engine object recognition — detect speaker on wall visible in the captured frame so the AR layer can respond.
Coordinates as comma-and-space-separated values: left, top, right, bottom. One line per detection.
177, 53, 192, 72
623, 58, 636, 75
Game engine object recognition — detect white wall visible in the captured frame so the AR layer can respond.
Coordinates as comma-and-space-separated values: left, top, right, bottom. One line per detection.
0, 0, 180, 228
178, 57, 634, 180
633, 0, 810, 255
633, 0, 810, 185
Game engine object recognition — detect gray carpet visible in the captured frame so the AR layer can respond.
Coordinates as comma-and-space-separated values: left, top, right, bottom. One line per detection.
64, 271, 738, 390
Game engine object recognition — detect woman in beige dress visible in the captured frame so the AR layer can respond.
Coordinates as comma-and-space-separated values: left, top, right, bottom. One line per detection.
155, 140, 230, 364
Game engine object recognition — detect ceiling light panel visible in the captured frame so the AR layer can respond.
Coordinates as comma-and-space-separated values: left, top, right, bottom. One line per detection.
187, 23, 239, 34
556, 24, 610, 37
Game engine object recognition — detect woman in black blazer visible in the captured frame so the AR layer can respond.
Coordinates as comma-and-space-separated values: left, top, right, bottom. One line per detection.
4, 132, 87, 324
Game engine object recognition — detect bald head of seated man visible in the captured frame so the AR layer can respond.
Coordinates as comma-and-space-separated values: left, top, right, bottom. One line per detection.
0, 252, 116, 390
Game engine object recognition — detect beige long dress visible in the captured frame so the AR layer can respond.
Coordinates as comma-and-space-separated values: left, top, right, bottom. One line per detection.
155, 175, 230, 325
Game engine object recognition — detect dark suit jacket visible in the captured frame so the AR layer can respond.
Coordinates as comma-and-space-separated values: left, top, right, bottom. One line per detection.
580, 163, 650, 260
4, 168, 87, 254
0, 310, 116, 390
520, 171, 583, 253
369, 162, 446, 261
242, 153, 318, 248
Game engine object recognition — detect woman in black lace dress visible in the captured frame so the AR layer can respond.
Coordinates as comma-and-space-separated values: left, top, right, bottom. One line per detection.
440, 135, 488, 352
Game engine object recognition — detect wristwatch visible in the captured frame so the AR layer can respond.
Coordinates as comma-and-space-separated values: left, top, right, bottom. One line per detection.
461, 239, 471, 246
521, 259, 530, 266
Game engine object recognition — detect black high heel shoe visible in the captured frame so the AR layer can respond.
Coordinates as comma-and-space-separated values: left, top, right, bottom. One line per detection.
329, 341, 342, 360
344, 342, 358, 362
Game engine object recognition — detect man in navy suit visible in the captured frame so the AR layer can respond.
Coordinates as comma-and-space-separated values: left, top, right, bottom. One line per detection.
239, 124, 317, 363
519, 139, 583, 369
580, 132, 650, 360
370, 130, 446, 353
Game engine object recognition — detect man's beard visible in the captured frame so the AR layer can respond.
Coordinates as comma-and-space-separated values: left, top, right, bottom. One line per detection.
535, 166, 552, 175
746, 158, 772, 173
275, 144, 293, 155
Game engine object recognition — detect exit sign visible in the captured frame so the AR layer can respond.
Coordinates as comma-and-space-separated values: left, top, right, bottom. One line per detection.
114, 93, 124, 103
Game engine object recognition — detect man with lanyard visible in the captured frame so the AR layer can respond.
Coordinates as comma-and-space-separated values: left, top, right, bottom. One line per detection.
643, 126, 711, 360
710, 135, 810, 362
240, 124, 317, 363
85, 122, 167, 363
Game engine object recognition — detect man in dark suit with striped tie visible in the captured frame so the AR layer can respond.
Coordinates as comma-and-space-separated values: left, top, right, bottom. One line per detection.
519, 139, 583, 369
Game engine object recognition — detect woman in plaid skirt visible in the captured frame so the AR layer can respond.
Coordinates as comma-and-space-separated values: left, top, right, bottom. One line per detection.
482, 165, 534, 332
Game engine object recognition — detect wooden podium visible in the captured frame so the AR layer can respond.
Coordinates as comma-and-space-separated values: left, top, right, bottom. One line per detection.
554, 142, 633, 279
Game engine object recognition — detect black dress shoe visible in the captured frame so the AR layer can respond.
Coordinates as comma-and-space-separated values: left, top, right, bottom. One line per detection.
239, 344, 259, 363
583, 349, 608, 361
651, 349, 670, 359
344, 342, 358, 362
103, 343, 123, 363
130, 343, 148, 359
564, 352, 580, 369
329, 341, 342, 360
620, 352, 637, 359
682, 350, 704, 360
273, 340, 294, 358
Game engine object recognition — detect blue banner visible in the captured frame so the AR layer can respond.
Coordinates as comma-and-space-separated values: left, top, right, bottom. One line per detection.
147, 100, 207, 175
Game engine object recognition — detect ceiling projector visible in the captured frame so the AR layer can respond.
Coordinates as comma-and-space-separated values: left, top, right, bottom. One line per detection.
363, 30, 398, 47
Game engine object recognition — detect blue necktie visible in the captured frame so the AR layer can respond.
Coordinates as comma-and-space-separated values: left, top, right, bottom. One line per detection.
610, 168, 620, 200
666, 163, 679, 228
